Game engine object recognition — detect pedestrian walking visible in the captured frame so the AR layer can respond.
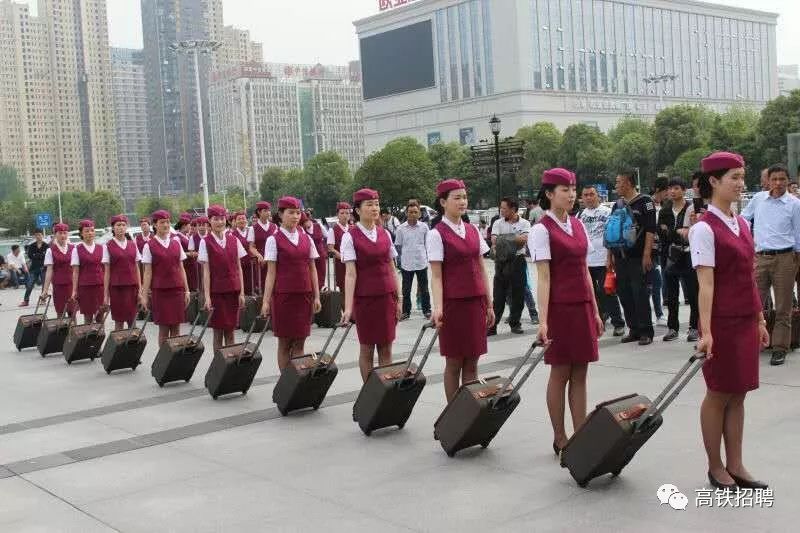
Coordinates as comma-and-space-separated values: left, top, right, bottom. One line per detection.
395, 200, 431, 320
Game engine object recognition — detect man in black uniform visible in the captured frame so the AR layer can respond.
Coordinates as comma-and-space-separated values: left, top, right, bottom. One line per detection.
22, 228, 47, 307
608, 172, 657, 345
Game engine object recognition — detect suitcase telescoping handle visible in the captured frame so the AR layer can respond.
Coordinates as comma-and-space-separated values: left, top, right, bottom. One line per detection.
188, 306, 214, 344
33, 294, 52, 316
634, 353, 707, 431
236, 314, 269, 362
402, 322, 438, 376
492, 341, 548, 406
317, 321, 353, 366
128, 310, 151, 342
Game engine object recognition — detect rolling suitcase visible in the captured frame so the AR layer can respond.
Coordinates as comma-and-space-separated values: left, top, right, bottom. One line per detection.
314, 255, 342, 328
560, 353, 706, 487
14, 295, 50, 351
186, 263, 201, 323
101, 311, 151, 374
205, 317, 269, 399
352, 322, 438, 435
434, 341, 547, 457
63, 308, 108, 365
239, 263, 269, 333
272, 322, 352, 416
37, 309, 71, 357
151, 308, 213, 387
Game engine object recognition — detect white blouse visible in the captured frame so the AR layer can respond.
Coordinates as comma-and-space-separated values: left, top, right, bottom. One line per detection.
340, 223, 398, 263
102, 239, 142, 264
246, 221, 274, 243
43, 242, 70, 267
264, 227, 320, 262
197, 233, 248, 263
141, 235, 187, 264
70, 242, 98, 266
426, 217, 490, 262
688, 204, 745, 268
528, 211, 593, 262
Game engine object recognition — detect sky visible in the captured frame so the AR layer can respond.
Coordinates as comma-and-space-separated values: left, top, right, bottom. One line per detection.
28, 0, 800, 65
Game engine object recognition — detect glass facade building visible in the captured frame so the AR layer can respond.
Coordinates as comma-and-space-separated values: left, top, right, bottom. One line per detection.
529, 0, 774, 101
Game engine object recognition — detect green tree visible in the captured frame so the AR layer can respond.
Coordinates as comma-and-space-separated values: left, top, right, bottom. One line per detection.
515, 122, 562, 188
259, 167, 287, 202
281, 169, 307, 199
669, 147, 710, 181
0, 200, 35, 235
354, 137, 437, 209
134, 196, 177, 221
608, 117, 654, 144
753, 90, 800, 172
0, 165, 26, 203
428, 142, 472, 181
303, 151, 353, 215
610, 132, 655, 183
652, 105, 715, 170
558, 124, 611, 181
710, 105, 760, 186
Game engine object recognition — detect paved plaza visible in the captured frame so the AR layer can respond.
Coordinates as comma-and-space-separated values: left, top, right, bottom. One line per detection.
0, 276, 796, 532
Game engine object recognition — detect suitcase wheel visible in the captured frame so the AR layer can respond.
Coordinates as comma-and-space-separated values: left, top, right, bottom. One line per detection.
313, 405, 320, 411
157, 381, 164, 388
577, 481, 588, 488
212, 395, 218, 400
278, 407, 288, 416
363, 429, 372, 437
67, 360, 72, 365
185, 379, 190, 383
446, 450, 456, 458
611, 469, 622, 477
106, 369, 111, 375
480, 442, 489, 449
242, 389, 248, 395
397, 422, 405, 430
17, 347, 21, 352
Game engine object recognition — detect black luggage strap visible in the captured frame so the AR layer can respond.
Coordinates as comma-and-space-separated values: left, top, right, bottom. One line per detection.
490, 341, 548, 408
309, 322, 353, 376
634, 353, 707, 431
127, 309, 151, 343
395, 322, 438, 385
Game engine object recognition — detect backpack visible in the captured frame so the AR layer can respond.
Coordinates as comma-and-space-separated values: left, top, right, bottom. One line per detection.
604, 198, 639, 250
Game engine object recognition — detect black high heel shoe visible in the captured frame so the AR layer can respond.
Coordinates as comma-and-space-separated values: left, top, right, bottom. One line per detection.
708, 471, 737, 491
727, 470, 768, 490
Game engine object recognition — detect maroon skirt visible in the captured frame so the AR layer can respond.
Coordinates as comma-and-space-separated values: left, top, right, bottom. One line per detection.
241, 257, 254, 296
152, 287, 186, 326
185, 259, 199, 292
271, 292, 313, 339
315, 256, 326, 290
701, 313, 759, 394
77, 284, 103, 321
110, 285, 138, 323
354, 293, 397, 345
545, 301, 599, 365
53, 282, 76, 317
209, 291, 241, 330
334, 260, 345, 291
439, 296, 487, 359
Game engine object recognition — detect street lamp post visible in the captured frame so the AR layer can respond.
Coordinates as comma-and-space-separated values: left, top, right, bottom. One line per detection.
50, 177, 62, 222
642, 74, 679, 108
234, 170, 248, 210
157, 179, 166, 199
169, 40, 223, 210
489, 115, 502, 209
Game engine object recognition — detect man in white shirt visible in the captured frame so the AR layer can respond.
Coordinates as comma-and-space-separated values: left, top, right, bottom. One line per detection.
5, 245, 28, 289
395, 201, 431, 320
489, 197, 531, 335
578, 186, 625, 336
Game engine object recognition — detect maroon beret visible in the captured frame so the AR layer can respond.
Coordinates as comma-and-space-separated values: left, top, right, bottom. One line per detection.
542, 168, 576, 186
436, 179, 466, 196
151, 210, 171, 223
255, 201, 271, 212
353, 188, 379, 203
233, 210, 247, 220
53, 223, 69, 233
196, 216, 209, 225
79, 219, 94, 230
701, 151, 745, 174
207, 204, 227, 218
300, 212, 310, 225
178, 212, 192, 224
336, 202, 352, 211
277, 196, 301, 209
109, 214, 128, 226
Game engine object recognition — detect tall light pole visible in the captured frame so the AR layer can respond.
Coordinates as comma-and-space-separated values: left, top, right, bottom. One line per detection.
489, 115, 502, 209
157, 178, 166, 198
234, 170, 248, 209
643, 74, 678, 108
50, 177, 63, 222
169, 40, 222, 210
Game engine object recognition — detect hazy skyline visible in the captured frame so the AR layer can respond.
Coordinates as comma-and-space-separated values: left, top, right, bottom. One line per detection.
25, 0, 800, 65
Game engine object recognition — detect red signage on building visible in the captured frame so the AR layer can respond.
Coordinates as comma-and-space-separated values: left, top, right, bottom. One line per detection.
379, 0, 421, 12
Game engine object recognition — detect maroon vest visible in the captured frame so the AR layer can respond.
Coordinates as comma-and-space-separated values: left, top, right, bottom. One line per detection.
107, 239, 138, 287
332, 223, 348, 251
274, 230, 313, 294
77, 243, 103, 286
703, 212, 762, 317
149, 237, 184, 289
51, 243, 74, 285
438, 222, 486, 299
539, 216, 592, 304
350, 225, 395, 296
135, 233, 152, 254
204, 233, 241, 294
252, 221, 276, 256
306, 223, 327, 258
232, 228, 251, 265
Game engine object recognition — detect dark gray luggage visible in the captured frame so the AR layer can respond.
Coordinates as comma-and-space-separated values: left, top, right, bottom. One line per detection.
37, 310, 71, 357
205, 317, 269, 399
352, 322, 438, 435
239, 263, 268, 333
101, 311, 151, 374
314, 256, 342, 328
434, 341, 547, 457
14, 295, 50, 351
272, 322, 352, 416
151, 308, 213, 387
62, 309, 108, 365
560, 354, 706, 487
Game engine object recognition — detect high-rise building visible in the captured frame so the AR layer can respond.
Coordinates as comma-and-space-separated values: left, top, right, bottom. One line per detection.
217, 25, 263, 70
208, 63, 365, 193
355, 0, 779, 152
778, 65, 800, 96
141, 0, 223, 197
111, 48, 152, 210
0, 0, 119, 197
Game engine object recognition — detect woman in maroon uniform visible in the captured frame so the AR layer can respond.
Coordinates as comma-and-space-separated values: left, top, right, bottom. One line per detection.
39, 223, 76, 317
689, 152, 769, 490
135, 216, 153, 253
327, 202, 351, 293
340, 189, 401, 382
231, 211, 254, 296
175, 213, 198, 296
71, 220, 105, 324
199, 205, 247, 350
140, 210, 190, 346
103, 215, 142, 331
427, 179, 494, 402
248, 201, 275, 291
528, 168, 603, 455
302, 212, 328, 290
262, 197, 322, 370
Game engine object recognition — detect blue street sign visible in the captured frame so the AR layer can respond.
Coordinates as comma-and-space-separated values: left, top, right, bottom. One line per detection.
35, 213, 52, 228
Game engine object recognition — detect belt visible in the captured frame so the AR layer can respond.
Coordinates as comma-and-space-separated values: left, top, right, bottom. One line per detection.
756, 247, 794, 256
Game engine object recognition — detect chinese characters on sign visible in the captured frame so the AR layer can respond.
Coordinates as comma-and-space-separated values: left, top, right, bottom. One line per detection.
695, 488, 774, 509
379, 0, 421, 12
